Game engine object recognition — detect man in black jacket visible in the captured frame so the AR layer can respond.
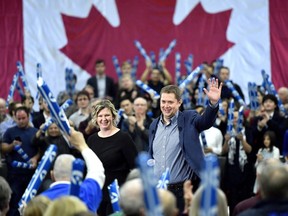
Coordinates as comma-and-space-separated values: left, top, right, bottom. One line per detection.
86, 59, 115, 100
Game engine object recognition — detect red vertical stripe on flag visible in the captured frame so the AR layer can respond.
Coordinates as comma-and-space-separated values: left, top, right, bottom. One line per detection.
270, 0, 288, 89
0, 0, 24, 99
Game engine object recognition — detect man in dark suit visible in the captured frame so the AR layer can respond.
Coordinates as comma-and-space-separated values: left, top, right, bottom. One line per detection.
86, 59, 115, 100
219, 66, 245, 102
148, 79, 222, 213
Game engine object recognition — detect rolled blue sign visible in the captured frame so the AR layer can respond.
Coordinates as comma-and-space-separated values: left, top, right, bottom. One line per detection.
108, 179, 121, 212
159, 39, 177, 63
134, 40, 151, 62
179, 65, 202, 90
19, 144, 57, 208
17, 61, 31, 94
226, 99, 234, 136
156, 167, 170, 190
135, 80, 160, 100
225, 80, 245, 106
136, 152, 162, 216
37, 78, 71, 135
14, 145, 30, 162
150, 51, 156, 68
236, 106, 244, 134
11, 161, 34, 169
199, 154, 220, 216
6, 73, 19, 107
36, 63, 42, 79
131, 55, 139, 79
201, 132, 208, 148
175, 52, 181, 85
112, 55, 122, 79
70, 159, 85, 197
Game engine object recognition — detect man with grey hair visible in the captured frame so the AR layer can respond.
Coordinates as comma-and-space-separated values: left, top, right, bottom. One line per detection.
233, 158, 281, 216
41, 128, 105, 213
278, 87, 288, 113
119, 178, 145, 216
0, 98, 7, 124
119, 178, 178, 216
0, 176, 12, 216
239, 162, 288, 216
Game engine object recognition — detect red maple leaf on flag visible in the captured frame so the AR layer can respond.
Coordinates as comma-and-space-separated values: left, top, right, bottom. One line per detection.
60, 0, 233, 80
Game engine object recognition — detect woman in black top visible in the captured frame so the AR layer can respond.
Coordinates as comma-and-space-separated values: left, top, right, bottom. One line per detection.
87, 100, 138, 216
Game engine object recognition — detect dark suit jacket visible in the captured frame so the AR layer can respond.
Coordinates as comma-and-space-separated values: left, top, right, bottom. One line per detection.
148, 104, 218, 177
86, 75, 115, 99
32, 113, 46, 129
221, 81, 245, 102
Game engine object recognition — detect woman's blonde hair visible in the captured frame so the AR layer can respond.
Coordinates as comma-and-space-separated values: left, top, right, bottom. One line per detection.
91, 99, 118, 127
44, 196, 88, 216
23, 196, 51, 216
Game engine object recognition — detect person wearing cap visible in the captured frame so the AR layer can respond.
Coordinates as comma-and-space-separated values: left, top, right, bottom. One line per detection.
251, 94, 287, 157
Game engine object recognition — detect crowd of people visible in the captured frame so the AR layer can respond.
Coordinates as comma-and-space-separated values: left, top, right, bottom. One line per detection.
0, 58, 288, 216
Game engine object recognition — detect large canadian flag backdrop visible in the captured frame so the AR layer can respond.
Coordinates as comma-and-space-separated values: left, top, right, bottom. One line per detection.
0, 0, 287, 103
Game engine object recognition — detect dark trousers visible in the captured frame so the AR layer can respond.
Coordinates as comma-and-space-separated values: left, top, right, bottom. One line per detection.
7, 173, 33, 216
167, 175, 200, 215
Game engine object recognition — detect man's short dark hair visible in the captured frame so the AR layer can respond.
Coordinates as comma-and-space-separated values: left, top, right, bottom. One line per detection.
75, 90, 90, 102
262, 94, 278, 106
160, 85, 182, 101
21, 95, 34, 104
95, 59, 105, 65
14, 106, 30, 116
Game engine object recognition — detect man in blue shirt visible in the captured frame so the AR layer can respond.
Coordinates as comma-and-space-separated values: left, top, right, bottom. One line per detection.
41, 128, 105, 213
2, 106, 39, 216
149, 78, 222, 212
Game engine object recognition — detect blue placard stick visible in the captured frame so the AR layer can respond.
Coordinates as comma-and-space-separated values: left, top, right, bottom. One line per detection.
159, 39, 177, 63
187, 54, 193, 74
236, 106, 244, 134
156, 168, 170, 190
17, 61, 31, 94
134, 40, 151, 62
179, 65, 203, 90
199, 154, 219, 216
19, 144, 57, 208
16, 82, 25, 98
112, 56, 122, 79
136, 152, 162, 216
150, 51, 156, 68
36, 63, 42, 79
37, 78, 71, 135
14, 145, 30, 162
42, 99, 73, 132
131, 56, 139, 79
11, 161, 34, 169
248, 82, 255, 110
158, 48, 164, 62
70, 159, 85, 197
182, 88, 191, 110
6, 73, 19, 107
261, 70, 270, 94
175, 52, 181, 85
261, 71, 287, 115
201, 132, 208, 148
218, 99, 225, 116
135, 80, 160, 100
251, 83, 259, 110
213, 59, 223, 75
226, 99, 234, 136
225, 80, 245, 106
108, 179, 121, 212
197, 76, 205, 106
